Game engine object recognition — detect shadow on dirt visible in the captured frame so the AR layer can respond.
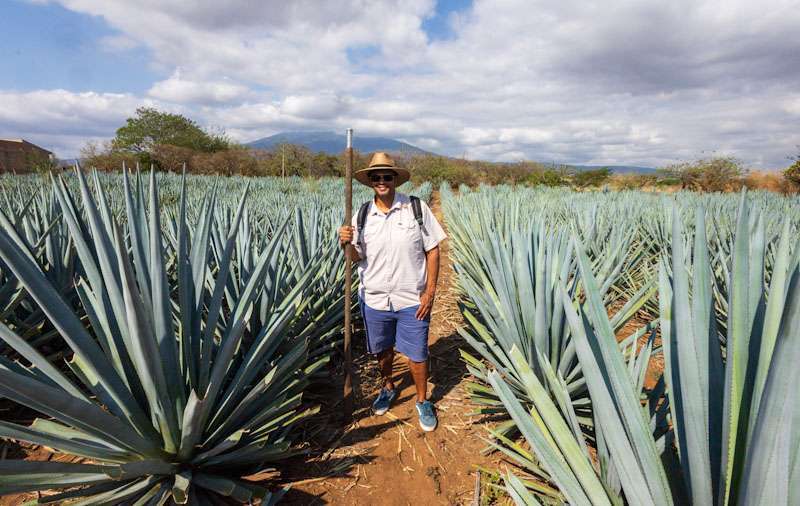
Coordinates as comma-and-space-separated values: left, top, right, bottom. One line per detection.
428, 330, 469, 404
276, 321, 471, 504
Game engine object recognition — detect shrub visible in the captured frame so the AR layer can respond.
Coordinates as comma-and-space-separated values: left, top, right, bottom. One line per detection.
310, 152, 342, 177
743, 170, 795, 194
572, 167, 611, 188
659, 156, 745, 192
80, 141, 140, 171
609, 173, 657, 190
404, 156, 570, 188
152, 144, 197, 173
785, 159, 800, 190
408, 156, 479, 188
479, 162, 535, 186
250, 146, 364, 178
527, 166, 568, 187
193, 147, 260, 176
89, 143, 264, 176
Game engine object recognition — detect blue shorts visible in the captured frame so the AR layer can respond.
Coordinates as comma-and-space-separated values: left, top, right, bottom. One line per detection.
360, 302, 431, 362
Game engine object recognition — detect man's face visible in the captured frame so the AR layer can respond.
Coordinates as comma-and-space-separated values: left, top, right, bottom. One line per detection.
369, 170, 397, 197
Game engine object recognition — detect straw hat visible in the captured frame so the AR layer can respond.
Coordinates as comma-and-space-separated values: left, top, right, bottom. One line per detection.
354, 152, 410, 186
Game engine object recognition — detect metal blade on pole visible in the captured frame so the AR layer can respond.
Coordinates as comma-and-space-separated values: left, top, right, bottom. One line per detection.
343, 128, 356, 420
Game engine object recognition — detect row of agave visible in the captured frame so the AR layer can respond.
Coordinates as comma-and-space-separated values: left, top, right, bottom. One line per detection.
443, 184, 800, 505
0, 172, 431, 354
0, 172, 432, 227
0, 169, 429, 503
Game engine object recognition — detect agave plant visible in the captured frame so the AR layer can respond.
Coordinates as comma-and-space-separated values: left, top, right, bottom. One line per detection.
489, 195, 800, 505
658, 196, 800, 505
485, 243, 668, 505
0, 168, 328, 503
0, 181, 76, 351
441, 183, 656, 447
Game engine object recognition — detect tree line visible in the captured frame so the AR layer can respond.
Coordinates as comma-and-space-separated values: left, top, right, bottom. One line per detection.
79, 108, 800, 193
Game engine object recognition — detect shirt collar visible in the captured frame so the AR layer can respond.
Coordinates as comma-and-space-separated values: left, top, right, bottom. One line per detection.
370, 193, 406, 215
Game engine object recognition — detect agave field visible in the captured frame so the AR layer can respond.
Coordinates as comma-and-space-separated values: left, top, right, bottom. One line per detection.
443, 184, 800, 505
0, 168, 431, 503
2, 168, 799, 505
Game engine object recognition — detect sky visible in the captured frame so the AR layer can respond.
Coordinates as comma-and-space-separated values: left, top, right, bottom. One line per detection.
1, 0, 799, 168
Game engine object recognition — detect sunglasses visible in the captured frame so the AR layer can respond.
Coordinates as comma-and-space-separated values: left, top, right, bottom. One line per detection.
369, 174, 395, 183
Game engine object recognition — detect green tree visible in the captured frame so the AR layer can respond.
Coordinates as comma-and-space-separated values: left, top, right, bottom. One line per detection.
25, 150, 58, 175
407, 155, 478, 187
264, 143, 314, 177
112, 107, 230, 155
572, 167, 611, 188
527, 166, 568, 187
786, 160, 800, 188
658, 156, 744, 192
311, 151, 340, 177
786, 147, 800, 189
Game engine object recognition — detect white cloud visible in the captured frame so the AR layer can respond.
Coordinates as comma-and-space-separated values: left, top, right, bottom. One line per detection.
280, 94, 351, 120
13, 0, 800, 166
0, 89, 151, 155
783, 97, 800, 116
148, 71, 250, 104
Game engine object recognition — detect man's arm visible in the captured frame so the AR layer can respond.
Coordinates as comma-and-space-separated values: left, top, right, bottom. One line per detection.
338, 225, 362, 262
415, 245, 440, 320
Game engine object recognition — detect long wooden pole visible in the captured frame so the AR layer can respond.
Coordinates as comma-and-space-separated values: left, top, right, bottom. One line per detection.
343, 128, 355, 420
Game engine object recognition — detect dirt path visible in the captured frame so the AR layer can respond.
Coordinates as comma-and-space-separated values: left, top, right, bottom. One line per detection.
280, 190, 499, 505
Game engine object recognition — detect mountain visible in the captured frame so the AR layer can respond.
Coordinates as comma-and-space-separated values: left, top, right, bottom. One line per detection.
246, 131, 432, 156
246, 132, 657, 172
566, 164, 656, 174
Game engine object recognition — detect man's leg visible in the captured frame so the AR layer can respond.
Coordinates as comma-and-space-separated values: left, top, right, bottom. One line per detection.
361, 302, 399, 414
407, 358, 428, 402
362, 302, 397, 390
395, 305, 436, 430
378, 348, 396, 390
395, 305, 431, 402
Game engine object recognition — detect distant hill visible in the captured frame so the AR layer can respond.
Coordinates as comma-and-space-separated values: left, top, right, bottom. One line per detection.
246, 132, 656, 173
246, 131, 432, 156
566, 164, 656, 174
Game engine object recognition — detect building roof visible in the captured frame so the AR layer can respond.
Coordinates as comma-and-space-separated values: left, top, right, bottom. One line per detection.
0, 138, 52, 154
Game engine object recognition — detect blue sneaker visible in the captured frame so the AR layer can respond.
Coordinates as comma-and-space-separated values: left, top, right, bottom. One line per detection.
415, 400, 437, 432
372, 387, 397, 415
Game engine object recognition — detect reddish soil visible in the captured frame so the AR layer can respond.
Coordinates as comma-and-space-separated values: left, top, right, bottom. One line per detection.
277, 191, 502, 505
0, 444, 89, 505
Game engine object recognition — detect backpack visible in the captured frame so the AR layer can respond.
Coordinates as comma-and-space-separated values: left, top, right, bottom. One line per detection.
356, 195, 423, 248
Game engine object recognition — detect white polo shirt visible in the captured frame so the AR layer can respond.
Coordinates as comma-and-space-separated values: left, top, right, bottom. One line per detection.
352, 193, 446, 311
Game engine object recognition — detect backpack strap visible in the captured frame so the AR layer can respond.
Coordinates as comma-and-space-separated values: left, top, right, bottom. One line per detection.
356, 200, 371, 246
409, 195, 423, 227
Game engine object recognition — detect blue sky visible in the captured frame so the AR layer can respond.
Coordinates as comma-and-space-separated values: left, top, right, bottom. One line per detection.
421, 0, 472, 40
1, 0, 466, 95
0, 1, 158, 93
1, 0, 798, 167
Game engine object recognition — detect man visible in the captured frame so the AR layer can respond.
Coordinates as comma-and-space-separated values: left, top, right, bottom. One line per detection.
338, 152, 446, 431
